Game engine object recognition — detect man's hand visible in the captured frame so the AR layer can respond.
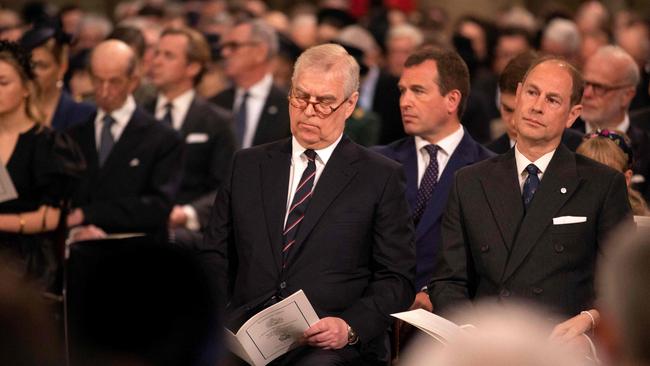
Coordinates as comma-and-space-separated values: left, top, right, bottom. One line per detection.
550, 310, 598, 342
303, 317, 350, 350
168, 205, 188, 228
409, 291, 433, 312
69, 225, 107, 242
67, 208, 85, 227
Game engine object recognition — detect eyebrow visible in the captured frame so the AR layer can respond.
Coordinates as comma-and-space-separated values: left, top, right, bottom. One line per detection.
294, 86, 337, 101
527, 83, 564, 101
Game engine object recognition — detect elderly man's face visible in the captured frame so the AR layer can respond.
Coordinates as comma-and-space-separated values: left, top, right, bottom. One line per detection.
90, 55, 136, 113
513, 61, 582, 147
289, 67, 358, 149
581, 53, 636, 127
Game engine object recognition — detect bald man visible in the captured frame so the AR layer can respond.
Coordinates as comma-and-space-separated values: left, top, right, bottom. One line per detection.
68, 39, 184, 243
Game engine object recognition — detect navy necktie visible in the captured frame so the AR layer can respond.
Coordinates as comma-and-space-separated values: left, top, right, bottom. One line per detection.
522, 164, 540, 210
413, 144, 440, 225
98, 114, 115, 166
161, 102, 173, 127
236, 92, 249, 147
282, 149, 317, 268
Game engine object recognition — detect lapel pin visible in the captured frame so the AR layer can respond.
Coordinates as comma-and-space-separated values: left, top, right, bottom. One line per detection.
130, 158, 140, 167
268, 105, 278, 115
560, 187, 567, 194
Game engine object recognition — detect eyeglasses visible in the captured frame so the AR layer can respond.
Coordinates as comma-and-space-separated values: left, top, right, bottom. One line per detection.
584, 81, 633, 97
288, 89, 349, 118
219, 41, 259, 52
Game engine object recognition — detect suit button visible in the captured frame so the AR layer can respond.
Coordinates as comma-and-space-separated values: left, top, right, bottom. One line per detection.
279, 281, 287, 289
480, 245, 489, 252
500, 288, 511, 297
532, 287, 543, 295
554, 243, 565, 252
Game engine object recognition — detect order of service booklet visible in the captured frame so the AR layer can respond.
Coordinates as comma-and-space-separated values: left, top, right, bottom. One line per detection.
0, 161, 17, 204
226, 290, 320, 366
391, 308, 470, 344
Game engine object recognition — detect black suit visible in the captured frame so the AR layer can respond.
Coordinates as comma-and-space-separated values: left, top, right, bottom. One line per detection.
429, 145, 632, 317
486, 128, 584, 154
68, 107, 184, 241
572, 117, 650, 201
144, 95, 236, 247
373, 71, 405, 145
202, 136, 415, 363
209, 85, 291, 147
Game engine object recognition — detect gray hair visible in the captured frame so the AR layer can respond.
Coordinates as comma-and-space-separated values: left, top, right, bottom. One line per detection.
242, 19, 278, 60
387, 24, 424, 47
336, 25, 380, 54
543, 18, 581, 55
79, 13, 113, 40
599, 226, 650, 364
292, 43, 360, 98
593, 45, 641, 86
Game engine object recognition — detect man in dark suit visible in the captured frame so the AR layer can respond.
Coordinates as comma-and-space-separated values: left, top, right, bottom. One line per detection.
376, 47, 493, 312
67, 40, 183, 242
430, 57, 632, 339
210, 19, 291, 148
202, 44, 415, 365
487, 51, 584, 154
572, 45, 650, 201
146, 27, 235, 248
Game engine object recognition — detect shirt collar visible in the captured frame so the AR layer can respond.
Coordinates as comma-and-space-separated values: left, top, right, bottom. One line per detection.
156, 89, 195, 115
413, 125, 464, 156
585, 113, 630, 134
291, 134, 343, 166
97, 95, 136, 128
514, 144, 556, 175
236, 73, 273, 99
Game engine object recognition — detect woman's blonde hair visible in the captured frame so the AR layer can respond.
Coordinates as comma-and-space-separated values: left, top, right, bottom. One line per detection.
0, 41, 44, 125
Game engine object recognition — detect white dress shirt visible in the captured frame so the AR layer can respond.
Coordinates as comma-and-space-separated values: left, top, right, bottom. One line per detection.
94, 95, 136, 149
585, 114, 630, 134
414, 126, 464, 188
155, 89, 196, 131
284, 135, 343, 226
514, 145, 556, 192
234, 73, 274, 148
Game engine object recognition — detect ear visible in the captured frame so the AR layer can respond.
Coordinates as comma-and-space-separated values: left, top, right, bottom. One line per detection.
343, 91, 359, 119
127, 73, 141, 94
445, 89, 462, 115
514, 82, 523, 103
565, 103, 583, 128
621, 86, 637, 108
625, 169, 633, 187
58, 57, 69, 81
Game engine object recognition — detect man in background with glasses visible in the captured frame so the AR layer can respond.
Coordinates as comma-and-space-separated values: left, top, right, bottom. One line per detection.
210, 19, 291, 149
203, 43, 415, 365
572, 45, 650, 201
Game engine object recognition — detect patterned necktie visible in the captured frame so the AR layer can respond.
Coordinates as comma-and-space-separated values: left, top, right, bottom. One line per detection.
413, 144, 440, 225
161, 102, 173, 127
522, 164, 540, 210
282, 149, 317, 268
98, 114, 115, 166
236, 92, 249, 147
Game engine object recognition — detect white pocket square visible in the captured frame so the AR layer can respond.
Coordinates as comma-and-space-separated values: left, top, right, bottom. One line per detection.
129, 158, 140, 167
553, 216, 587, 225
186, 133, 209, 143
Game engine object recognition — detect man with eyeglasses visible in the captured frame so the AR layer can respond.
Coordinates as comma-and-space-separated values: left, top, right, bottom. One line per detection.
210, 19, 291, 149
202, 43, 415, 365
572, 45, 650, 200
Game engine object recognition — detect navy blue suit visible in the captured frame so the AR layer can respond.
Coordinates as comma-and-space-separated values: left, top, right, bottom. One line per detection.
376, 129, 494, 289
53, 91, 96, 131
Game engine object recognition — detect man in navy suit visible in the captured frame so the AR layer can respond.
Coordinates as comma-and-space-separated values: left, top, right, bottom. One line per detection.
376, 47, 493, 312
67, 40, 183, 242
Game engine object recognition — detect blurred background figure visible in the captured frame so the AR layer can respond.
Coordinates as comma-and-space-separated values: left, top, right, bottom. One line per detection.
540, 18, 581, 66
577, 130, 649, 216
0, 40, 84, 292
20, 24, 95, 131
0, 9, 23, 42
399, 302, 584, 366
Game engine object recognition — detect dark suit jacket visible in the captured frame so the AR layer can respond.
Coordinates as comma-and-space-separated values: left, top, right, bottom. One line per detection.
209, 84, 291, 146
572, 117, 650, 201
373, 71, 405, 145
487, 128, 584, 154
375, 130, 494, 289
429, 145, 632, 317
52, 91, 96, 131
202, 136, 415, 360
68, 107, 184, 240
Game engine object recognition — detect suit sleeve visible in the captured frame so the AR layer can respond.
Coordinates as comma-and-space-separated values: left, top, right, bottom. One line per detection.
81, 130, 184, 230
340, 166, 416, 342
428, 170, 474, 314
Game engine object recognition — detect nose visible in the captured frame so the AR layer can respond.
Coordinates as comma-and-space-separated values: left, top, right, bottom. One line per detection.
530, 94, 544, 114
583, 83, 594, 98
303, 100, 318, 117
399, 90, 412, 109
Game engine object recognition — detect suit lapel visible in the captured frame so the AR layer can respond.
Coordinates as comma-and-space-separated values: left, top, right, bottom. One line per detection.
502, 145, 581, 281
79, 117, 100, 172
480, 149, 524, 253
260, 139, 292, 269
393, 138, 418, 210
97, 109, 146, 181
253, 87, 283, 144
180, 97, 200, 136
285, 137, 358, 265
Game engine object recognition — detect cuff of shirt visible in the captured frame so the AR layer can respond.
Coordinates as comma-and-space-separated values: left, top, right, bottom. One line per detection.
182, 205, 200, 231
